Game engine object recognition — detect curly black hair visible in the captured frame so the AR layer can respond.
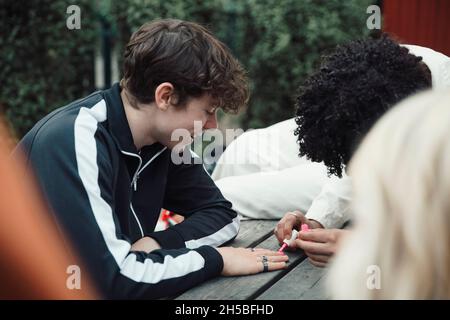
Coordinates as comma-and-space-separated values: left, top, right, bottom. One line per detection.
294, 34, 432, 177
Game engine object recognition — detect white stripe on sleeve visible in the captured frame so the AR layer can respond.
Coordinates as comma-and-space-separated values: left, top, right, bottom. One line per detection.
184, 215, 240, 249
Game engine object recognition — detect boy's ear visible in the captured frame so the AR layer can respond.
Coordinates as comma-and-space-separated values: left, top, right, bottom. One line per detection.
154, 82, 175, 111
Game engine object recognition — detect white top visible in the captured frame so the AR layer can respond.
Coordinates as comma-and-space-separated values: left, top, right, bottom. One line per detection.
403, 45, 450, 90
305, 175, 352, 229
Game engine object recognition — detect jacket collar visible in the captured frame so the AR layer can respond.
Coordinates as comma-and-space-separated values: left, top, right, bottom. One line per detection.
101, 83, 167, 160
101, 83, 139, 155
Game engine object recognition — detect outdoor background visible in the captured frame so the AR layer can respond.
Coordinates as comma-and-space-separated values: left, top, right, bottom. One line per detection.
1, 0, 449, 142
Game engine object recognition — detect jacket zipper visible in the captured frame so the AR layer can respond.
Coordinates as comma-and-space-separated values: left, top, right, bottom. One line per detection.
120, 150, 143, 235
130, 203, 144, 238
120, 147, 167, 237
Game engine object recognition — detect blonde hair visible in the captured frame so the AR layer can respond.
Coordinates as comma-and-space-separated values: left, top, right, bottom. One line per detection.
327, 89, 450, 299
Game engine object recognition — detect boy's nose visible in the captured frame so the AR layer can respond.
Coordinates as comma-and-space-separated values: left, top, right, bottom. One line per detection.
203, 113, 218, 130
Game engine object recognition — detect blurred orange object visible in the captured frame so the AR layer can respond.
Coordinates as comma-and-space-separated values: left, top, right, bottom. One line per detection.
0, 120, 97, 299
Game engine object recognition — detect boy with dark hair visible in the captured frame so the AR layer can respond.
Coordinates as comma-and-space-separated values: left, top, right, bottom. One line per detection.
16, 19, 287, 299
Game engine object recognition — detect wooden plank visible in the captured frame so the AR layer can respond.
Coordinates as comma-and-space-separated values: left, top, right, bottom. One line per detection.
298, 274, 329, 300
176, 231, 306, 300
256, 258, 327, 300
166, 219, 276, 300
230, 219, 276, 248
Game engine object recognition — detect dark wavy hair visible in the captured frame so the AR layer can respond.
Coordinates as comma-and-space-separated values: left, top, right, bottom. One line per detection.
121, 19, 249, 113
294, 35, 432, 177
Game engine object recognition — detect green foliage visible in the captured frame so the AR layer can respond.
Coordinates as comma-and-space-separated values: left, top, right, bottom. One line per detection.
242, 0, 372, 128
0, 0, 98, 138
112, 0, 371, 129
1, 0, 372, 138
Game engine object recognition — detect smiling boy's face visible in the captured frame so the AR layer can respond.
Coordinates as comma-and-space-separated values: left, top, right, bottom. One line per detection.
154, 93, 219, 151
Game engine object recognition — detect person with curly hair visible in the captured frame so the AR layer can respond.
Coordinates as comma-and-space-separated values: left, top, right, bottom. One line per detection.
213, 35, 450, 267
295, 35, 431, 178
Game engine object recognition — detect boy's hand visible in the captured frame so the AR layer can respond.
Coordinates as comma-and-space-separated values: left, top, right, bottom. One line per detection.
216, 247, 288, 276
274, 210, 323, 249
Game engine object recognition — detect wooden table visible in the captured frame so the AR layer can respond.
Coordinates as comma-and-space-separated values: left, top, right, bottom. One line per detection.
175, 220, 329, 300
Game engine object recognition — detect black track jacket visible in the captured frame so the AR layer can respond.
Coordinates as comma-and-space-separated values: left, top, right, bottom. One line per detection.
16, 83, 240, 299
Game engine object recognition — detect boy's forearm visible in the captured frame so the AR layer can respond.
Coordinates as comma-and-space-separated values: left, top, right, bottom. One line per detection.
131, 236, 162, 253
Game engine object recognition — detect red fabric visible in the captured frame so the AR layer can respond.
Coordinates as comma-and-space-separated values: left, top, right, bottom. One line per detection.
383, 0, 450, 56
